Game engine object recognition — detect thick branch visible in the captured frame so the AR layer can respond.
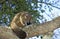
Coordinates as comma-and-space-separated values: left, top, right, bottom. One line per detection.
0, 16, 60, 39
22, 16, 60, 38
0, 26, 20, 39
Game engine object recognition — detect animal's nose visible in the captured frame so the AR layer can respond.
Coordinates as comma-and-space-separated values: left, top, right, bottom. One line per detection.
27, 22, 31, 25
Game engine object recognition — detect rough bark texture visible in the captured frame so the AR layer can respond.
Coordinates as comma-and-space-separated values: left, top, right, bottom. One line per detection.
0, 16, 60, 39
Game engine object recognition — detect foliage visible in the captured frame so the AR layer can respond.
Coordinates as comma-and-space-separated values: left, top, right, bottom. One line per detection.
0, 0, 40, 26
0, 0, 60, 26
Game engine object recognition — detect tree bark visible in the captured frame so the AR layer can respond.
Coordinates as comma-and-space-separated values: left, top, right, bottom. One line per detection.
0, 26, 20, 39
22, 16, 60, 38
0, 16, 60, 39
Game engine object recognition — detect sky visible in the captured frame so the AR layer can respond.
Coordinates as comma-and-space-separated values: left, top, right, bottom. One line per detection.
29, 0, 60, 39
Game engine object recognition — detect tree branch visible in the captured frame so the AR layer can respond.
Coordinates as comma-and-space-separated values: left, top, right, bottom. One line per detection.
0, 16, 60, 39
0, 26, 20, 39
22, 16, 60, 38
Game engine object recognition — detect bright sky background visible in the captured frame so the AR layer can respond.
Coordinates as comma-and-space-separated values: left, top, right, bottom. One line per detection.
29, 0, 60, 39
